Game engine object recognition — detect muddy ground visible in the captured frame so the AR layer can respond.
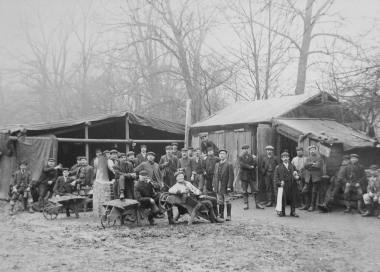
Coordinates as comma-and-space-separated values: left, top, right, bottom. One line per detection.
0, 199, 379, 272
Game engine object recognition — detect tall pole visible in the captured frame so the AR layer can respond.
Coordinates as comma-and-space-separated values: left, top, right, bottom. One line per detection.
85, 123, 89, 161
125, 115, 130, 153
184, 99, 192, 148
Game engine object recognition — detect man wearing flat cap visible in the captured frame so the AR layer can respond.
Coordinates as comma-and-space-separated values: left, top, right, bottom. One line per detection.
9, 161, 34, 215
134, 151, 163, 190
177, 148, 192, 181
318, 155, 350, 213
239, 145, 264, 210
301, 145, 323, 212
341, 154, 366, 213
159, 145, 178, 188
260, 145, 279, 207
37, 158, 62, 209
213, 149, 234, 221
136, 144, 148, 165
274, 151, 300, 217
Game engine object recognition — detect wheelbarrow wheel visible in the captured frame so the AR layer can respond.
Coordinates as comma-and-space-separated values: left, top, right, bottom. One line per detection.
100, 208, 116, 228
158, 192, 172, 212
42, 206, 58, 220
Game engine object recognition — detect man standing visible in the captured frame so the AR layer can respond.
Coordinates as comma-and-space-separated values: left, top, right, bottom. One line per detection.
190, 148, 204, 189
9, 161, 34, 215
187, 147, 194, 159
204, 146, 219, 192
75, 157, 94, 190
301, 145, 323, 212
213, 149, 234, 221
342, 154, 366, 213
274, 151, 299, 217
115, 151, 136, 199
239, 145, 264, 210
260, 145, 279, 207
318, 155, 350, 213
159, 145, 178, 189
107, 149, 119, 181
200, 135, 218, 156
177, 148, 192, 181
38, 158, 61, 209
136, 144, 148, 165
291, 147, 307, 207
172, 142, 182, 159
134, 151, 163, 190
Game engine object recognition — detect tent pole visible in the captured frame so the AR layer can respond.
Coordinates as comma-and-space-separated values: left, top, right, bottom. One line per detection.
85, 123, 89, 161
184, 99, 192, 148
125, 115, 130, 153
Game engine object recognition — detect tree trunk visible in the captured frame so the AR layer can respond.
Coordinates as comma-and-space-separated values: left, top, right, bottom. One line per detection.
295, 0, 314, 95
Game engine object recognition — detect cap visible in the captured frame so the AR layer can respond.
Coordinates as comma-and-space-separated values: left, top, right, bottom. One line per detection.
171, 142, 178, 146
174, 169, 185, 178
109, 149, 118, 154
95, 148, 102, 153
103, 150, 110, 154
147, 151, 156, 157
127, 151, 135, 156
206, 146, 214, 151
188, 147, 194, 150
342, 155, 350, 160
139, 170, 149, 176
369, 164, 379, 171
62, 168, 69, 171
350, 154, 359, 159
219, 149, 228, 154
181, 148, 188, 152
265, 145, 274, 150
296, 147, 303, 151
48, 158, 56, 162
119, 153, 126, 157
140, 144, 147, 149
308, 145, 317, 150
165, 145, 173, 150
79, 156, 87, 160
19, 160, 28, 166
76, 156, 82, 160
281, 151, 290, 157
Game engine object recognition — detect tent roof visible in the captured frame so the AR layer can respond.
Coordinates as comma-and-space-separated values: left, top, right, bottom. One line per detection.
273, 118, 376, 151
191, 92, 336, 129
1, 111, 185, 135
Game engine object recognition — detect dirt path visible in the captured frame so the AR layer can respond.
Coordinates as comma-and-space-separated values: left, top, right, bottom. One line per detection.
0, 200, 379, 272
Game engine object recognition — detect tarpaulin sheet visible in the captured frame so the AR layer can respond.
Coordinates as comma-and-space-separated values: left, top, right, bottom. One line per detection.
0, 134, 58, 199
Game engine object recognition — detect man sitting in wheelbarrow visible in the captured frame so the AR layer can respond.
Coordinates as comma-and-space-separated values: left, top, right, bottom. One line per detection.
167, 170, 223, 225
134, 170, 161, 225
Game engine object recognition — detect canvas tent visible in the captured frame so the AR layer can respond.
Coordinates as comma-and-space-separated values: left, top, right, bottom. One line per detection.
0, 111, 185, 199
190, 92, 379, 192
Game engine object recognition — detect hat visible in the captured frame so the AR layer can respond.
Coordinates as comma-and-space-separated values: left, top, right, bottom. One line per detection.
281, 151, 290, 157
350, 154, 359, 159
127, 151, 135, 156
242, 145, 250, 150
79, 156, 87, 160
171, 142, 178, 146
165, 145, 173, 150
140, 144, 147, 149
174, 169, 185, 178
48, 158, 56, 162
308, 145, 317, 150
119, 153, 126, 157
265, 145, 274, 150
296, 147, 303, 151
369, 164, 379, 171
110, 149, 118, 154
147, 151, 156, 157
95, 148, 102, 152
19, 160, 28, 166
219, 149, 228, 154
188, 147, 194, 150
342, 155, 350, 160
206, 146, 214, 151
181, 148, 188, 152
139, 170, 149, 176
103, 150, 110, 154
62, 168, 69, 171
76, 156, 82, 160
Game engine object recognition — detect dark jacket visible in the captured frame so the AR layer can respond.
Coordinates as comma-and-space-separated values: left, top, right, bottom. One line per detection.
342, 163, 366, 185
204, 155, 219, 177
136, 153, 148, 166
11, 170, 32, 188
190, 157, 204, 175
304, 154, 323, 183
75, 165, 94, 186
177, 157, 192, 180
239, 153, 257, 181
212, 160, 234, 194
274, 163, 298, 189
159, 155, 178, 186
39, 166, 58, 185
134, 161, 162, 184
114, 160, 135, 180
53, 176, 74, 195
134, 179, 156, 200
260, 156, 279, 177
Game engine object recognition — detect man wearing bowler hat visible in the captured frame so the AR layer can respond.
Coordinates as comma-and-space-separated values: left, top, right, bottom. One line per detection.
260, 145, 279, 207
239, 144, 264, 210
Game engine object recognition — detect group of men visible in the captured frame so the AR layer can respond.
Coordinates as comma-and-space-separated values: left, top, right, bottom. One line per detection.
9, 138, 380, 221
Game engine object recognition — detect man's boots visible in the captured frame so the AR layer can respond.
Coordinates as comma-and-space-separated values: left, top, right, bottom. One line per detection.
219, 204, 225, 219
243, 194, 249, 210
253, 194, 264, 209
308, 192, 317, 212
265, 193, 273, 207
300, 195, 309, 210
226, 203, 232, 221
66, 208, 71, 217
209, 206, 224, 223
362, 204, 373, 217
343, 201, 351, 213
188, 203, 202, 225
357, 200, 364, 214
167, 208, 177, 225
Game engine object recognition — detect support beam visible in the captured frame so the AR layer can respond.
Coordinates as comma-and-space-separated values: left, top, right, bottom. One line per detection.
85, 124, 89, 161
125, 116, 130, 153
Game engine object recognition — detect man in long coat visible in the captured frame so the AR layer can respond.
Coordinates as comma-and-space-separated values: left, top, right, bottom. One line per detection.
159, 146, 178, 189
213, 149, 234, 221
260, 145, 279, 207
274, 151, 299, 217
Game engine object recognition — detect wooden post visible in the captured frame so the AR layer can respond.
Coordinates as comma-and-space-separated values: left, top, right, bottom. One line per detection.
85, 123, 90, 161
184, 99, 192, 148
125, 115, 130, 153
